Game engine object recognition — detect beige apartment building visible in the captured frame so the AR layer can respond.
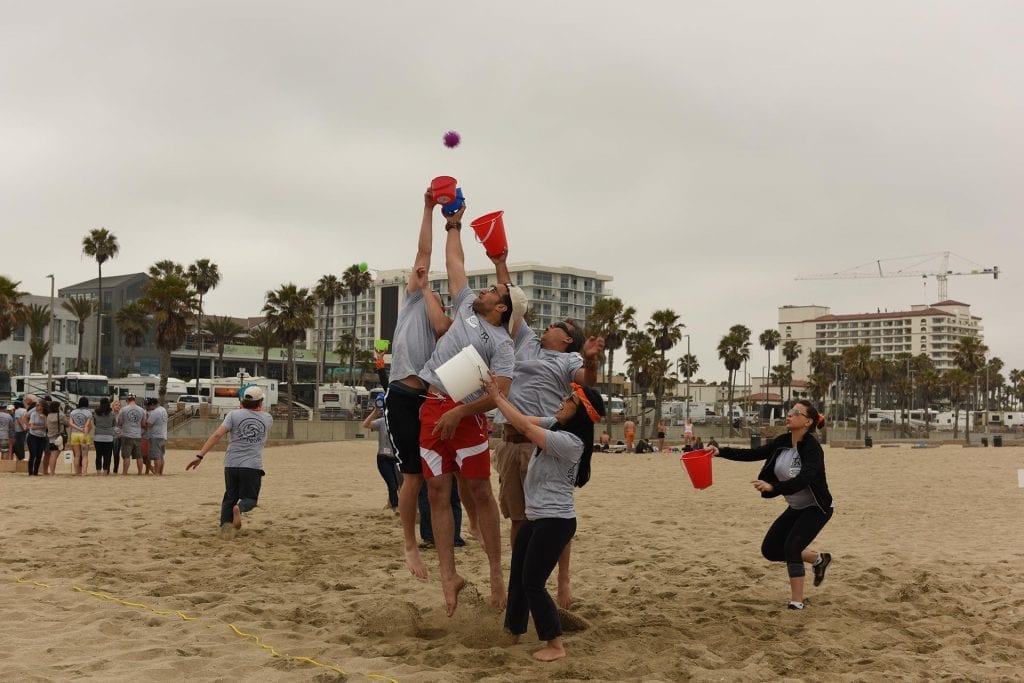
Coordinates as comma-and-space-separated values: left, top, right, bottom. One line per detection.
779, 300, 983, 379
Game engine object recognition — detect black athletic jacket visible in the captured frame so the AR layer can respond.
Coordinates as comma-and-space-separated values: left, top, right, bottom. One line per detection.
717, 431, 832, 514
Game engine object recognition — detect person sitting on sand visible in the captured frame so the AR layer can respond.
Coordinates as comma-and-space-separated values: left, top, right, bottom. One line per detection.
483, 373, 604, 662
707, 400, 833, 610
186, 386, 273, 539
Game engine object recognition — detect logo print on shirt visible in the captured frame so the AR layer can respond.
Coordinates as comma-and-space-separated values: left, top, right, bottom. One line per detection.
466, 315, 479, 328
236, 417, 267, 444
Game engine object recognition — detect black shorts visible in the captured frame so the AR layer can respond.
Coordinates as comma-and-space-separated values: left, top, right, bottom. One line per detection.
384, 381, 426, 475
657, 432, 666, 439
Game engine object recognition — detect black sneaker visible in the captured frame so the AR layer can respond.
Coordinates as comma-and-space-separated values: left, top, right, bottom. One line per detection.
813, 553, 832, 587
788, 601, 805, 610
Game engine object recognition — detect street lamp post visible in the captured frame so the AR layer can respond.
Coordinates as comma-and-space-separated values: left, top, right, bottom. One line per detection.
683, 334, 691, 425
46, 274, 55, 391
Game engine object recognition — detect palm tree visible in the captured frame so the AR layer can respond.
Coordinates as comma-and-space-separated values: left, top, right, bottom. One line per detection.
781, 339, 802, 409
29, 340, 51, 373
645, 309, 684, 433
841, 344, 875, 439
139, 262, 197, 404
61, 295, 96, 371
675, 353, 699, 421
1010, 369, 1023, 411
586, 296, 637, 434
115, 302, 151, 374
942, 369, 973, 440
0, 276, 30, 343
759, 328, 781, 415
717, 325, 751, 436
187, 259, 221, 389
247, 324, 279, 379
204, 315, 246, 378
263, 284, 316, 439
340, 264, 374, 387
27, 304, 51, 372
81, 228, 119, 372
313, 274, 347, 387
953, 335, 988, 443
625, 331, 657, 438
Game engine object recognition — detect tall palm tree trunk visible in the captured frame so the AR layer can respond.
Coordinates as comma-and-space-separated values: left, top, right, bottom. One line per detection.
286, 343, 296, 439
194, 293, 204, 390
95, 264, 103, 372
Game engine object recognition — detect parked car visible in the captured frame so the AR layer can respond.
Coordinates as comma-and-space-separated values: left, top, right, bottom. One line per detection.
176, 395, 209, 415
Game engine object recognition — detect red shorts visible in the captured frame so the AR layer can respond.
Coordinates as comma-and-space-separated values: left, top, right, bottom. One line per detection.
418, 394, 491, 479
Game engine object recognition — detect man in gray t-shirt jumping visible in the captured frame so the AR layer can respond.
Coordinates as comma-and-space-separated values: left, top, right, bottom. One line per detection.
187, 385, 273, 540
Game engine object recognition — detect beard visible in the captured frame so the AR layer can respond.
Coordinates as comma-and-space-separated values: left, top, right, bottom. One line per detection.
471, 298, 486, 315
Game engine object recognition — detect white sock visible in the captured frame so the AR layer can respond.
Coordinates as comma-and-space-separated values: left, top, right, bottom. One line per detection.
813, 553, 822, 566
789, 601, 804, 609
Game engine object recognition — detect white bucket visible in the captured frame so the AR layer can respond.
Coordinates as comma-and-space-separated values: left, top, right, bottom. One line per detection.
434, 345, 489, 402
63, 451, 73, 464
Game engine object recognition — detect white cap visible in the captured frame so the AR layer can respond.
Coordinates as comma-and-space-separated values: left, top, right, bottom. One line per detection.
506, 284, 528, 334
241, 386, 265, 402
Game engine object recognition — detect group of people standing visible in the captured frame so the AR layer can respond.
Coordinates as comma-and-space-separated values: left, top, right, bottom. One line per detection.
0, 393, 170, 476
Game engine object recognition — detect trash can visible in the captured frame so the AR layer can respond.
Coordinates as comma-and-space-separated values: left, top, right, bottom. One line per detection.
864, 435, 873, 448
981, 437, 988, 447
750, 434, 761, 448
994, 435, 1003, 447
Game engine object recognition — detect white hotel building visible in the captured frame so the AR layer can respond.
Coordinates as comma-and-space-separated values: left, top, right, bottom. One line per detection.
308, 262, 613, 358
779, 300, 984, 380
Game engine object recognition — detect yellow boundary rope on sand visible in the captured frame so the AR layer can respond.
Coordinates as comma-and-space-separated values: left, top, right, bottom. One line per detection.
14, 577, 398, 682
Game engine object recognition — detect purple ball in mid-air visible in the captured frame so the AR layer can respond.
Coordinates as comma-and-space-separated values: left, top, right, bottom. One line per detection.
443, 130, 461, 148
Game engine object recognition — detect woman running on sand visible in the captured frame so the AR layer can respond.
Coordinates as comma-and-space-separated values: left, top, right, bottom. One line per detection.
708, 399, 833, 610
483, 373, 604, 662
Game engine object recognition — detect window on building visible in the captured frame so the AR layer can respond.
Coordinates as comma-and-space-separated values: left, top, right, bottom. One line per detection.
67, 320, 78, 341
0, 353, 7, 368
13, 326, 26, 342
534, 272, 552, 286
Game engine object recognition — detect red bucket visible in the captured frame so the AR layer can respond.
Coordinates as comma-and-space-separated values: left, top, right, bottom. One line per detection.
470, 211, 507, 257
430, 175, 458, 205
680, 448, 713, 490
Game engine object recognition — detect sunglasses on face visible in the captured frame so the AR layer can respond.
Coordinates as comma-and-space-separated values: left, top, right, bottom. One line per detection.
787, 409, 808, 418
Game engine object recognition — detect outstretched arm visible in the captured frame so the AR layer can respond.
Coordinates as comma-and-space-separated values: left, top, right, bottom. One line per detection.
186, 424, 229, 470
408, 188, 437, 294
488, 248, 511, 285
482, 373, 548, 449
413, 265, 452, 337
444, 203, 468, 293
573, 336, 605, 386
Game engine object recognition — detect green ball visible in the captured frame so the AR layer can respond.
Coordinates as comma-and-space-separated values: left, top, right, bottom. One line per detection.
359, 262, 368, 272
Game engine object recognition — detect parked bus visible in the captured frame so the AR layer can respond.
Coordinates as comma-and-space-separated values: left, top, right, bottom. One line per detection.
186, 371, 279, 410
110, 375, 188, 404
12, 372, 110, 407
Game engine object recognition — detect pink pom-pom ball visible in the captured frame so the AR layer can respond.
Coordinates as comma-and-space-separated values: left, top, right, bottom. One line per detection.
443, 130, 461, 148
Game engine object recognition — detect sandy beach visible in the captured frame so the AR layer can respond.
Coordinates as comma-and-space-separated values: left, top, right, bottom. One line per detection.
2, 440, 1023, 681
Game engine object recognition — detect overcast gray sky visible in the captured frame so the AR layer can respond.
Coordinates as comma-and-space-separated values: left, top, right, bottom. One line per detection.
3, 1, 1020, 381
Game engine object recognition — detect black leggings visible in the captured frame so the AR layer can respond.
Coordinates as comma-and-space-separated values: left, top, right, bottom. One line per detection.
761, 505, 833, 578
94, 441, 114, 472
26, 434, 47, 475
505, 517, 576, 641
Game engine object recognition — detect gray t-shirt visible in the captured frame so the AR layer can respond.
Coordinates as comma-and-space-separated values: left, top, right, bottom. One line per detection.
222, 408, 273, 469
117, 403, 146, 438
14, 407, 27, 433
774, 447, 815, 510
28, 409, 47, 438
69, 408, 93, 434
371, 417, 393, 457
92, 412, 116, 442
524, 417, 583, 520
389, 290, 438, 383
495, 321, 583, 425
145, 406, 168, 439
0, 412, 12, 437
418, 286, 516, 403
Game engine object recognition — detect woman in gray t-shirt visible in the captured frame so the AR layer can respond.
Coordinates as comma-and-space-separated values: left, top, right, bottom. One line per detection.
484, 375, 605, 664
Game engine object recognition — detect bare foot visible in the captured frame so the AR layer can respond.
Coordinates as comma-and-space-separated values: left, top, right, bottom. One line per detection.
219, 523, 236, 540
533, 643, 566, 662
404, 547, 428, 579
443, 575, 466, 617
489, 573, 507, 613
232, 504, 242, 529
557, 577, 573, 609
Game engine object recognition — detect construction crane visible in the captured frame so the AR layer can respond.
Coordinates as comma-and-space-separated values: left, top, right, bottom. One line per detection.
795, 251, 999, 300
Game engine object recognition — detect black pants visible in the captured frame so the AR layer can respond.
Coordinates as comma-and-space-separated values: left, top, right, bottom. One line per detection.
94, 441, 114, 472
26, 434, 47, 475
376, 455, 400, 509
505, 517, 577, 641
112, 437, 122, 472
14, 432, 26, 460
761, 505, 833, 578
220, 467, 264, 525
